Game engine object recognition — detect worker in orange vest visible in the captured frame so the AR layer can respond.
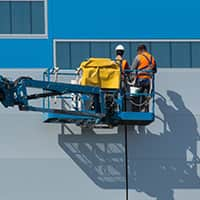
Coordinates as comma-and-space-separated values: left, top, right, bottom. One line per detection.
132, 44, 157, 93
115, 44, 129, 72
131, 45, 157, 112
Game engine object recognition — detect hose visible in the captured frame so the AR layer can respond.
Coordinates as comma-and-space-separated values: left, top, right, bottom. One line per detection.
14, 77, 32, 86
129, 97, 151, 107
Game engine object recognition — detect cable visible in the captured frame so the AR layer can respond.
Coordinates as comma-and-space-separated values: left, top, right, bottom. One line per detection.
129, 98, 150, 107
120, 61, 129, 200
124, 123, 129, 200
124, 81, 129, 200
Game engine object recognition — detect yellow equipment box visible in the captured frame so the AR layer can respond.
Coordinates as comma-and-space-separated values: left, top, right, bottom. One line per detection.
80, 58, 120, 89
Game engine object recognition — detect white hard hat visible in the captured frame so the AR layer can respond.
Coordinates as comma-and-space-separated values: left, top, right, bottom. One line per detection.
115, 44, 125, 51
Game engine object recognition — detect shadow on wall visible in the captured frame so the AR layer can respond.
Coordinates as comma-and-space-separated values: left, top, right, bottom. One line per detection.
58, 90, 200, 199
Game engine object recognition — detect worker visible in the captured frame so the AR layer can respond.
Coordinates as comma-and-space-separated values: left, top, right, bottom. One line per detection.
115, 44, 129, 72
132, 44, 157, 93
115, 44, 130, 90
131, 44, 157, 111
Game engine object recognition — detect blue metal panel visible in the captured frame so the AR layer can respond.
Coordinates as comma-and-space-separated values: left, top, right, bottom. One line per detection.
11, 2, 31, 34
90, 42, 110, 58
171, 43, 191, 68
0, 39, 52, 68
56, 42, 70, 68
31, 1, 45, 34
50, 0, 200, 39
71, 42, 90, 68
151, 42, 171, 68
191, 42, 200, 68
0, 1, 48, 68
0, 2, 11, 34
0, 0, 200, 69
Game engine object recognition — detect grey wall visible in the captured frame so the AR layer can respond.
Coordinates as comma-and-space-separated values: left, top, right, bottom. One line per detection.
55, 41, 200, 69
0, 69, 200, 200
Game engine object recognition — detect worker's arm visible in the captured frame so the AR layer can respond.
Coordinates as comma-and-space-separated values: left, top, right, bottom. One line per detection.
131, 55, 140, 70
153, 59, 157, 73
126, 56, 139, 82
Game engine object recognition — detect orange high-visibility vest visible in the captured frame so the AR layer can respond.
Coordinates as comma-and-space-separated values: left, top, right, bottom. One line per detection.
116, 55, 129, 72
122, 60, 129, 71
136, 52, 156, 79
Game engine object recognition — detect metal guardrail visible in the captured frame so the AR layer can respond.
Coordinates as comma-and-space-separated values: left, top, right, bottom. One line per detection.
42, 67, 156, 122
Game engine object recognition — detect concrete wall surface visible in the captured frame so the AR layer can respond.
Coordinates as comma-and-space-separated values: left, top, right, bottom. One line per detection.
0, 69, 200, 200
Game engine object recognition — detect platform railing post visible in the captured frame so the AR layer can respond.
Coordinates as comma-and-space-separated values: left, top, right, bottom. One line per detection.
47, 68, 50, 109
152, 72, 155, 115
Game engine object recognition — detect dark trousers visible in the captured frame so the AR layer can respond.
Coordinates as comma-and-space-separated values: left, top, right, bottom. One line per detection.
132, 78, 151, 112
135, 78, 150, 93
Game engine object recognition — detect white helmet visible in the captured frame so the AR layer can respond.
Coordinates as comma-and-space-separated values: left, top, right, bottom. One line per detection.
115, 44, 125, 51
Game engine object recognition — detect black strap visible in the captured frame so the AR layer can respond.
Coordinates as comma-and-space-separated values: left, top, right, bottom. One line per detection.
142, 54, 152, 65
143, 54, 157, 73
135, 54, 154, 79
137, 54, 154, 71
135, 54, 154, 74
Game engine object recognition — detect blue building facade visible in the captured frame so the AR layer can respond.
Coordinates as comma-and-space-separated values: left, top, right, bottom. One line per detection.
0, 0, 200, 68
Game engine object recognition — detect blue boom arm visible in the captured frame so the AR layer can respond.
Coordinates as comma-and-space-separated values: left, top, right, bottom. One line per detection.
0, 69, 155, 126
0, 75, 104, 120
